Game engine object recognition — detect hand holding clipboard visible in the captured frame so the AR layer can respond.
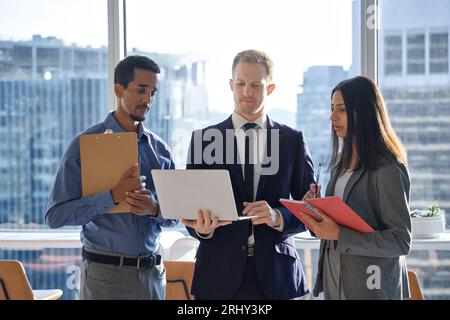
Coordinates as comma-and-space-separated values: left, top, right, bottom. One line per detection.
80, 132, 139, 213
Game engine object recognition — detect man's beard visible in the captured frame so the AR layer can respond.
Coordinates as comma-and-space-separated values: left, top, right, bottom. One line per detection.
129, 106, 149, 122
129, 113, 146, 122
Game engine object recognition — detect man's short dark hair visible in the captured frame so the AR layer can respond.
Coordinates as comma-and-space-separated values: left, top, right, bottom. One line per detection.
114, 55, 160, 89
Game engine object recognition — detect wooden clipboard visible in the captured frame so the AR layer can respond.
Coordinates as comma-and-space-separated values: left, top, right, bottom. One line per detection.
80, 132, 138, 213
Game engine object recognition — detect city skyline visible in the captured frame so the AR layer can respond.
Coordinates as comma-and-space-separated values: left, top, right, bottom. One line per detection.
0, 36, 214, 226
0, 0, 353, 113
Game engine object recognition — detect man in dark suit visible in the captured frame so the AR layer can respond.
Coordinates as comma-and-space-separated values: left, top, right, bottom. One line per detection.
182, 49, 315, 299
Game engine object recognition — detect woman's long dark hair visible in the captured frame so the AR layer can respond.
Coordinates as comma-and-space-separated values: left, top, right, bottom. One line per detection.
329, 76, 407, 171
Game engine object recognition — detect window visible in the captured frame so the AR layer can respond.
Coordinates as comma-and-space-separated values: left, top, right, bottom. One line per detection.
430, 32, 449, 74
0, 0, 108, 300
126, 0, 356, 190
407, 34, 426, 74
0, 0, 109, 230
379, 0, 450, 299
384, 35, 403, 75
0, 247, 82, 300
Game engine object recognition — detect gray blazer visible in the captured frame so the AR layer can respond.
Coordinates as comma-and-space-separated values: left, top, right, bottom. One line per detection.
313, 161, 412, 299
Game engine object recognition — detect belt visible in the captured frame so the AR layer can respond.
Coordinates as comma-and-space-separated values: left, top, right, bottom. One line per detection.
82, 247, 161, 269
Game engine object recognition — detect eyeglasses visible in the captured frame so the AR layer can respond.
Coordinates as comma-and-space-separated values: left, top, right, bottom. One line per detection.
129, 86, 157, 97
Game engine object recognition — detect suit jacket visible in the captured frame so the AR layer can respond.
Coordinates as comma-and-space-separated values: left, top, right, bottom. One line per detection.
313, 161, 412, 299
186, 115, 315, 299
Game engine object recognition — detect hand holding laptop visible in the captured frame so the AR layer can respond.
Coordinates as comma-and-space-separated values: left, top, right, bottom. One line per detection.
181, 209, 232, 236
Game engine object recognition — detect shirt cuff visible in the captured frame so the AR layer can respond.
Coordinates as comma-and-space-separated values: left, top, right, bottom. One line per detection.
335, 225, 357, 255
271, 208, 284, 232
90, 190, 116, 215
196, 229, 214, 239
149, 207, 165, 222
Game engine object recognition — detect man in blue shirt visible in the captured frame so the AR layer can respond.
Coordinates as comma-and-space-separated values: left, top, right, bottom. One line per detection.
45, 55, 178, 300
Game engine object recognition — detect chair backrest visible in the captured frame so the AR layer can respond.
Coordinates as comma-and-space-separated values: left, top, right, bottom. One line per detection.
0, 260, 35, 300
406, 270, 425, 300
158, 230, 187, 260
169, 237, 199, 261
165, 260, 195, 300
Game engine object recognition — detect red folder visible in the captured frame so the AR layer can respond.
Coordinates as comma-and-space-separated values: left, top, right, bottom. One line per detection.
280, 197, 374, 233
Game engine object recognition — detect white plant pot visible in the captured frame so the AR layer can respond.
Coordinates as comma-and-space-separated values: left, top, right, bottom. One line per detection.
411, 212, 446, 239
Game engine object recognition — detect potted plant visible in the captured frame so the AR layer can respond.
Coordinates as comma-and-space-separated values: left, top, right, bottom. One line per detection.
410, 204, 447, 239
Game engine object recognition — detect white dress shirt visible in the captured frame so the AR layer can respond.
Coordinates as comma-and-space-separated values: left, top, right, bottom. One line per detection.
232, 112, 267, 200
197, 112, 283, 240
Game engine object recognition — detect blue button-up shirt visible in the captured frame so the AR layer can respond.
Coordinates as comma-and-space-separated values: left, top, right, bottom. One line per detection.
45, 112, 178, 256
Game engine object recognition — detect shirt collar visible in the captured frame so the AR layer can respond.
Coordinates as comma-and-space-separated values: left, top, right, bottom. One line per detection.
103, 112, 145, 139
231, 111, 267, 130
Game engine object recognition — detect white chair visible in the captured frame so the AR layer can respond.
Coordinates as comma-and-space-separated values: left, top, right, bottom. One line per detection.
169, 237, 199, 261
158, 230, 186, 260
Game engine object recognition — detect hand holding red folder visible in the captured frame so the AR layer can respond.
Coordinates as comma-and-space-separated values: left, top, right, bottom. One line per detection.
280, 197, 374, 233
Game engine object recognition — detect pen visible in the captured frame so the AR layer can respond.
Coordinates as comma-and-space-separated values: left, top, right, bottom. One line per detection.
314, 163, 322, 198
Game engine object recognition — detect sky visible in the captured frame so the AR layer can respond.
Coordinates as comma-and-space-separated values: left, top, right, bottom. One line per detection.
0, 0, 353, 112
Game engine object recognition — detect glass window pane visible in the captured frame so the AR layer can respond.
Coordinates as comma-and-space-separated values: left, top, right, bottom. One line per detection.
379, 0, 450, 300
0, 247, 82, 300
385, 35, 403, 75
407, 34, 425, 74
126, 0, 357, 191
0, 0, 109, 230
430, 33, 449, 74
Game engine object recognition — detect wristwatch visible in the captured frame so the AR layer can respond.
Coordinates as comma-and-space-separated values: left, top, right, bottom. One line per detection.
151, 199, 160, 216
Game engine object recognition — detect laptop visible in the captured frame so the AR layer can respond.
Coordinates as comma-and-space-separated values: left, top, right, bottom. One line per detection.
151, 169, 251, 221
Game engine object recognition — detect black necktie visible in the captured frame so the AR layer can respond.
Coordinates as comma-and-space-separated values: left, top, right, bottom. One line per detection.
243, 122, 258, 202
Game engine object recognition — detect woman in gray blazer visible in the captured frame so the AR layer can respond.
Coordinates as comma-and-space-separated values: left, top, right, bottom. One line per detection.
300, 76, 411, 300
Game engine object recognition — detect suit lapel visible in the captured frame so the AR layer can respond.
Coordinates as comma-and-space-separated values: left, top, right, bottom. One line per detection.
325, 169, 339, 197
342, 167, 366, 202
326, 166, 366, 202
